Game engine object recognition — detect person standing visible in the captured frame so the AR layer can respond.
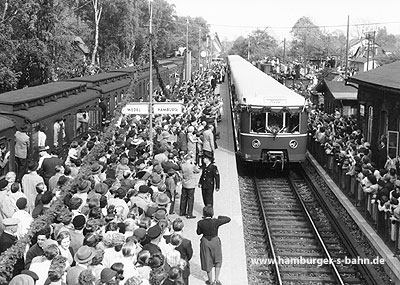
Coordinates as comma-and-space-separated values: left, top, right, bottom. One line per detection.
196, 206, 230, 285
0, 218, 25, 278
39, 148, 64, 187
198, 152, 220, 207
15, 124, 30, 182
180, 154, 200, 218
201, 124, 215, 160
21, 161, 46, 213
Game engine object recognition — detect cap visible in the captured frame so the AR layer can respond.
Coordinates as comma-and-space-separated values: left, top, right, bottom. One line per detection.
147, 224, 162, 239
3, 218, 20, 227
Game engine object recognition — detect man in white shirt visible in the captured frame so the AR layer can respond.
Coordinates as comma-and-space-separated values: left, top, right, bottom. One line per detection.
12, 197, 33, 239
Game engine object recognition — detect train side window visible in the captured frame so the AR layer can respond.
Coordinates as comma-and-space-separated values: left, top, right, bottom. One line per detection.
0, 140, 11, 176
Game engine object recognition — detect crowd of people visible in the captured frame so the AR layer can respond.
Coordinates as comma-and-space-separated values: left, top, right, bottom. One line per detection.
0, 62, 230, 285
308, 108, 400, 241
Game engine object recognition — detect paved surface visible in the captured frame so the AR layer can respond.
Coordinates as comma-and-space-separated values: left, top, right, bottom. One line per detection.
169, 81, 248, 285
307, 152, 400, 285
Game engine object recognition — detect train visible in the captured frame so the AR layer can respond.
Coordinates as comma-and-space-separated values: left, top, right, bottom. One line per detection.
228, 55, 308, 171
0, 57, 183, 176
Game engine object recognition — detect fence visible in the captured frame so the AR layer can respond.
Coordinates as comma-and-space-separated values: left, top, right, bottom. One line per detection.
307, 135, 400, 254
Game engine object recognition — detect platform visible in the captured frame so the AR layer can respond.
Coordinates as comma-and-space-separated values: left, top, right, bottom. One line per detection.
169, 81, 248, 285
307, 152, 400, 285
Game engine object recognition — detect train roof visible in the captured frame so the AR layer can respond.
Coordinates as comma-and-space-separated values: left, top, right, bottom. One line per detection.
3, 89, 99, 123
68, 72, 128, 84
0, 82, 87, 104
228, 55, 305, 108
0, 116, 15, 130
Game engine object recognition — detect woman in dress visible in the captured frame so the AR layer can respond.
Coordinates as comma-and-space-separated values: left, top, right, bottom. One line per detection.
196, 206, 230, 285
56, 230, 74, 268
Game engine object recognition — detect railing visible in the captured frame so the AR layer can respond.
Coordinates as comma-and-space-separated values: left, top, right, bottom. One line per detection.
307, 134, 400, 256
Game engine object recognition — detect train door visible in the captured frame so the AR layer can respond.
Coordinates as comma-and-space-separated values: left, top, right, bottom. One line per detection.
388, 131, 398, 159
367, 106, 373, 142
0, 133, 15, 175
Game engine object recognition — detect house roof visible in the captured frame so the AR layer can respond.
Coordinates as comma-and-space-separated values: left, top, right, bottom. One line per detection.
325, 81, 358, 100
349, 60, 400, 90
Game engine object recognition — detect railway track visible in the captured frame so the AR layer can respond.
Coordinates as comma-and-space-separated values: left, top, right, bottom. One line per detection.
242, 167, 371, 285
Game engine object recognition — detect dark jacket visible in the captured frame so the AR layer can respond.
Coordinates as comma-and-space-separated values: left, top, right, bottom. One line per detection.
0, 232, 24, 277
199, 163, 220, 190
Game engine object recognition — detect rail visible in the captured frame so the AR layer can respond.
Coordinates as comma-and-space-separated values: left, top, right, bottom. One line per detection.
253, 178, 283, 285
287, 173, 345, 285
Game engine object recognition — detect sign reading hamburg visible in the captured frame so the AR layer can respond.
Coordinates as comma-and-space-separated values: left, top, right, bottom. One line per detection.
122, 102, 183, 115
153, 102, 183, 114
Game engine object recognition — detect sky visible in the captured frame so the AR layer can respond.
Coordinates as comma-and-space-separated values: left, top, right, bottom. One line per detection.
166, 0, 400, 41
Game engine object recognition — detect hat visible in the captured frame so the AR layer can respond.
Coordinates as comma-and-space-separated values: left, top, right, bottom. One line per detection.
154, 209, 166, 221
77, 180, 91, 193
150, 174, 162, 186
112, 232, 125, 246
136, 170, 150, 180
138, 185, 151, 194
72, 215, 86, 229
94, 183, 108, 195
0, 178, 9, 190
20, 270, 39, 282
161, 131, 170, 139
147, 224, 162, 239
74, 245, 95, 264
16, 197, 27, 209
102, 231, 114, 247
145, 206, 158, 218
156, 193, 170, 205
27, 161, 38, 172
87, 192, 101, 207
153, 164, 163, 174
9, 274, 34, 285
133, 228, 146, 240
19, 124, 29, 132
91, 163, 103, 174
38, 145, 50, 152
42, 239, 58, 250
132, 138, 143, 145
57, 175, 68, 186
3, 218, 20, 227
167, 168, 176, 175
203, 151, 214, 160
100, 268, 117, 283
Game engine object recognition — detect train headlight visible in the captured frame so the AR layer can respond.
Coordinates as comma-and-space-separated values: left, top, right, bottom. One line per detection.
251, 139, 261, 149
289, 139, 299, 149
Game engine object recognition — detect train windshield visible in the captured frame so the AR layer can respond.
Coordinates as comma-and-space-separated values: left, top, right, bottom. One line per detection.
251, 112, 300, 134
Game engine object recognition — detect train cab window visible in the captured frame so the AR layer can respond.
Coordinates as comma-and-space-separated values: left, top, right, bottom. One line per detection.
285, 112, 300, 133
266, 112, 284, 133
251, 114, 266, 133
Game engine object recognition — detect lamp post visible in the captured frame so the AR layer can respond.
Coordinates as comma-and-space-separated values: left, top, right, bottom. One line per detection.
186, 17, 189, 81
148, 0, 154, 155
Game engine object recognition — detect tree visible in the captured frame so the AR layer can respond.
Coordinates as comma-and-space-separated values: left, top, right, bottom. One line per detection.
228, 36, 248, 58
91, 0, 102, 66
247, 29, 278, 61
290, 17, 325, 61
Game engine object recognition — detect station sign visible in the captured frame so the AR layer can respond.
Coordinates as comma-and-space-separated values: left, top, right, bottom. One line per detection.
153, 103, 183, 115
122, 103, 149, 115
122, 102, 183, 115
